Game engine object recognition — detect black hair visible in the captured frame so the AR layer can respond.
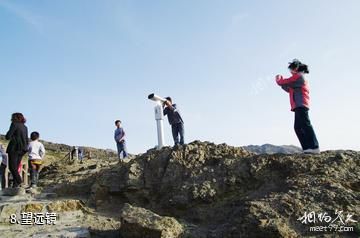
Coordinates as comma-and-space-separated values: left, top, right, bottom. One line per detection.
115, 120, 121, 125
30, 131, 40, 141
165, 97, 172, 102
288, 59, 309, 74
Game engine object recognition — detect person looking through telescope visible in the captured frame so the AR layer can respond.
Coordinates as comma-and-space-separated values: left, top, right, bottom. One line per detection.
163, 97, 184, 147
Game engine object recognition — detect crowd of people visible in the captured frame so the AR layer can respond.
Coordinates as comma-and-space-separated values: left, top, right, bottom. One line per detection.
0, 59, 320, 189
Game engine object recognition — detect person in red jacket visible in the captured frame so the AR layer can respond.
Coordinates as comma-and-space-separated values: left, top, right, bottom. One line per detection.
276, 59, 320, 154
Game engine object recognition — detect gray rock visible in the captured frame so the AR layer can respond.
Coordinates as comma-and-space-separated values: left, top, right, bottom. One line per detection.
1, 187, 26, 196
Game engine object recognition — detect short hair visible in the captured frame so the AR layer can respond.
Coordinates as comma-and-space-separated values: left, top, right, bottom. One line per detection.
30, 131, 40, 141
11, 113, 26, 123
115, 120, 121, 125
165, 97, 172, 102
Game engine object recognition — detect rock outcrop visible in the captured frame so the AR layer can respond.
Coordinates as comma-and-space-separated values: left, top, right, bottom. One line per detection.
1, 139, 359, 237
90, 141, 360, 237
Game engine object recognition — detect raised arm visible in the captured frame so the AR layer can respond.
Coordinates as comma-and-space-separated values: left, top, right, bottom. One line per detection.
276, 74, 304, 88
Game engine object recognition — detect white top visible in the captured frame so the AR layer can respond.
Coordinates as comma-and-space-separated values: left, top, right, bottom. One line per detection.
28, 140, 46, 160
0, 145, 7, 166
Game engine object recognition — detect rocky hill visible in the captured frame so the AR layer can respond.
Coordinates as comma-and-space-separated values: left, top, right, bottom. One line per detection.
244, 144, 302, 154
1, 140, 359, 237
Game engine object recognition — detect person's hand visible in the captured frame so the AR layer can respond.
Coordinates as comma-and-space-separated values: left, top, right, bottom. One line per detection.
275, 75, 283, 84
164, 100, 171, 107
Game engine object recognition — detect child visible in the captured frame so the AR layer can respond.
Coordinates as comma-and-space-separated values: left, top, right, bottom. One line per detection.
28, 132, 46, 188
0, 144, 8, 189
276, 59, 320, 154
114, 120, 128, 160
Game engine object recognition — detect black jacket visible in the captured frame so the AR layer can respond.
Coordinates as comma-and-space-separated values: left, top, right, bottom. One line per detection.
5, 122, 29, 154
163, 104, 184, 125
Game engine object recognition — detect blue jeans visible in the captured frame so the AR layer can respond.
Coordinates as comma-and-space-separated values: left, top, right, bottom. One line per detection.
171, 123, 185, 146
116, 141, 128, 159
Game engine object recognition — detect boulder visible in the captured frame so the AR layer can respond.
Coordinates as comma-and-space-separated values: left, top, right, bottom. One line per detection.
120, 203, 184, 238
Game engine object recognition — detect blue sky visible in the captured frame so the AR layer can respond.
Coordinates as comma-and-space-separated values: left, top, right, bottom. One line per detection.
0, 0, 359, 153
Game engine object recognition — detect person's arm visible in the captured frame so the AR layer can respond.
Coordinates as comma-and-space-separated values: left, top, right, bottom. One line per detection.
5, 123, 16, 140
163, 107, 168, 116
119, 129, 126, 142
276, 74, 304, 87
281, 86, 289, 92
114, 130, 118, 141
165, 101, 175, 111
39, 144, 46, 159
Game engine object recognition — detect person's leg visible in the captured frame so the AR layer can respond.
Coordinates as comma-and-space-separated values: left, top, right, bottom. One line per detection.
116, 143, 122, 159
179, 123, 185, 145
79, 154, 83, 163
34, 164, 41, 186
302, 110, 319, 149
122, 142, 128, 158
294, 108, 308, 150
172, 124, 180, 146
30, 162, 37, 186
0, 164, 6, 189
8, 152, 23, 187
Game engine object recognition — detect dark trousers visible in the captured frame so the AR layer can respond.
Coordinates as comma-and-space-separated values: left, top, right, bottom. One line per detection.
8, 152, 24, 187
171, 123, 185, 146
294, 107, 319, 150
116, 141, 128, 159
0, 164, 6, 189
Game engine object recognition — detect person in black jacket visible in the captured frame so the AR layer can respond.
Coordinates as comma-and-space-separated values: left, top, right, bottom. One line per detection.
5, 113, 29, 188
163, 97, 185, 146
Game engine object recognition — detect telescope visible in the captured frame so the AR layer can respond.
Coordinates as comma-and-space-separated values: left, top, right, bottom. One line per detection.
148, 93, 167, 149
147, 94, 167, 103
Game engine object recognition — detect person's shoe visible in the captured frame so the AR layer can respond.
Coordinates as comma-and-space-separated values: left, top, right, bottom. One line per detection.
303, 148, 321, 154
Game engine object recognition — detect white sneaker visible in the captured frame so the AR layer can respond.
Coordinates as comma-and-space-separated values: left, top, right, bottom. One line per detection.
303, 148, 320, 154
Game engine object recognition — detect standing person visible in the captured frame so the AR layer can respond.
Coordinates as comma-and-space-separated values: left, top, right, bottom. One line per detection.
78, 147, 84, 164
163, 97, 185, 146
276, 59, 320, 154
5, 113, 29, 187
114, 120, 128, 160
0, 144, 8, 189
28, 132, 45, 188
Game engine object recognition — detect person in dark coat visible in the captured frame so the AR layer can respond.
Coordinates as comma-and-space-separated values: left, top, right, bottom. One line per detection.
5, 113, 29, 187
163, 97, 185, 146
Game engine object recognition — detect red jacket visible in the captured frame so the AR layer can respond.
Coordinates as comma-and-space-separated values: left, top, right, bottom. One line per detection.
276, 73, 310, 111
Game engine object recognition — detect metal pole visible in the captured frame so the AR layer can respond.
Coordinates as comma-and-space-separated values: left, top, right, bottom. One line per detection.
154, 103, 165, 149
